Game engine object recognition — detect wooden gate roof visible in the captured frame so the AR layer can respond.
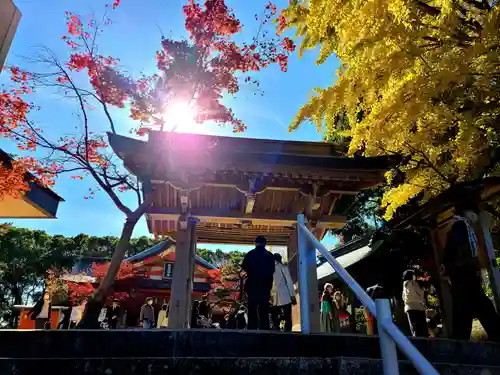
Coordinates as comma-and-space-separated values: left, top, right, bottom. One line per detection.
109, 132, 397, 245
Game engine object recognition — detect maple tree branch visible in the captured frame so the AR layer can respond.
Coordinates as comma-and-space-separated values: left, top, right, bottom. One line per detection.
2, 101, 54, 151
51, 57, 91, 161
55, 166, 87, 174
130, 192, 153, 221
89, 11, 104, 57
86, 165, 132, 216
81, 34, 118, 134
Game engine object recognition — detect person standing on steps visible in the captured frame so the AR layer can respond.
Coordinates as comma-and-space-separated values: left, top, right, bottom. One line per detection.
106, 299, 121, 329
198, 294, 212, 320
320, 283, 335, 333
69, 297, 88, 329
271, 253, 296, 332
157, 303, 169, 328
139, 297, 155, 329
365, 284, 386, 336
30, 291, 52, 329
191, 300, 200, 328
333, 291, 351, 333
241, 236, 275, 330
402, 270, 428, 337
442, 196, 500, 342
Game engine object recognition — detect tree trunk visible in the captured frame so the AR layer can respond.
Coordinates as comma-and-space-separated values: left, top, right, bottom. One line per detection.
79, 217, 138, 328
9, 284, 22, 328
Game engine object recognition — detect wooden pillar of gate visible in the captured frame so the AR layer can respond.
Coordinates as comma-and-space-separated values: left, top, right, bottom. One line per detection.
287, 228, 301, 331
168, 217, 196, 328
294, 215, 321, 334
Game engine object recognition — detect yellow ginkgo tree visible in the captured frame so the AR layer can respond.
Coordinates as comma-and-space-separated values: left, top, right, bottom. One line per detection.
280, 0, 500, 219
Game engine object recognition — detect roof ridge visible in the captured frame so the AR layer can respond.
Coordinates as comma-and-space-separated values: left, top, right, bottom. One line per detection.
124, 239, 218, 269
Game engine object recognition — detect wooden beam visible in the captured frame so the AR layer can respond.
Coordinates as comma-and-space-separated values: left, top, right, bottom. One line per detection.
152, 158, 387, 182
315, 195, 339, 240
151, 180, 366, 196
197, 232, 291, 240
161, 225, 294, 245
198, 227, 293, 235
151, 173, 382, 192
148, 207, 346, 227
152, 223, 294, 235
196, 236, 289, 246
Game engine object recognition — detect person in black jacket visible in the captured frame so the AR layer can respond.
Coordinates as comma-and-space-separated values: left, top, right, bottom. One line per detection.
441, 198, 500, 341
106, 300, 121, 329
30, 291, 52, 329
58, 306, 71, 329
241, 236, 275, 330
139, 297, 155, 329
198, 295, 211, 319
190, 300, 200, 328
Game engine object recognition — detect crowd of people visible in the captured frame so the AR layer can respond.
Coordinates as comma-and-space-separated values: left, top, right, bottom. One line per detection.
26, 196, 500, 342
130, 235, 296, 331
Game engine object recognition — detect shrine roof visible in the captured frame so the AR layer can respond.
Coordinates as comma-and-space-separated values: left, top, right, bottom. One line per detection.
387, 176, 500, 229
108, 132, 399, 178
0, 149, 64, 219
125, 238, 217, 270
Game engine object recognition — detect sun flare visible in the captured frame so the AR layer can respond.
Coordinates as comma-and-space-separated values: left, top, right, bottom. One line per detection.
164, 101, 197, 132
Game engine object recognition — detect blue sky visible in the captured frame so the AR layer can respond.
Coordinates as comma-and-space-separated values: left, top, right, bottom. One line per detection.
1, 0, 340, 251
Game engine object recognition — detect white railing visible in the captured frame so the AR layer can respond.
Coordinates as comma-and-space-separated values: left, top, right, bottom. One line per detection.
297, 214, 439, 375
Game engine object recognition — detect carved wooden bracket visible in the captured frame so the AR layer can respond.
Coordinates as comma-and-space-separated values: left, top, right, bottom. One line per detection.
245, 193, 257, 214
177, 212, 190, 231
304, 183, 319, 219
179, 189, 190, 214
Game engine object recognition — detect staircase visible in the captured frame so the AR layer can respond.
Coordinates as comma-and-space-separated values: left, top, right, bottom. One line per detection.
1, 330, 500, 375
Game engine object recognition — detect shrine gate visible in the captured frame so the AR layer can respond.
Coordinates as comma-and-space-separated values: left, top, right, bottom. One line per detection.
110, 131, 395, 330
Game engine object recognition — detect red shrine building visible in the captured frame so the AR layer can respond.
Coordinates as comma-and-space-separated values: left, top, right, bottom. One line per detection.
67, 239, 217, 325
15, 239, 217, 329
71, 239, 216, 294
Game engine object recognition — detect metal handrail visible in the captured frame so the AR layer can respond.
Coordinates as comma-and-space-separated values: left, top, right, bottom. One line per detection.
297, 214, 439, 375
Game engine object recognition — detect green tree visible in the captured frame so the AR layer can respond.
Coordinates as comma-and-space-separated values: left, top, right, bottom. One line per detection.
66, 234, 158, 258
130, 236, 158, 256
0, 224, 160, 326
0, 225, 74, 326
324, 115, 384, 242
196, 248, 246, 307
196, 248, 245, 268
334, 187, 385, 242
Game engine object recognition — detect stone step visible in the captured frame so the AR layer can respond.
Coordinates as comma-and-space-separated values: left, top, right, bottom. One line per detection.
1, 357, 500, 375
340, 358, 500, 375
1, 330, 499, 367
